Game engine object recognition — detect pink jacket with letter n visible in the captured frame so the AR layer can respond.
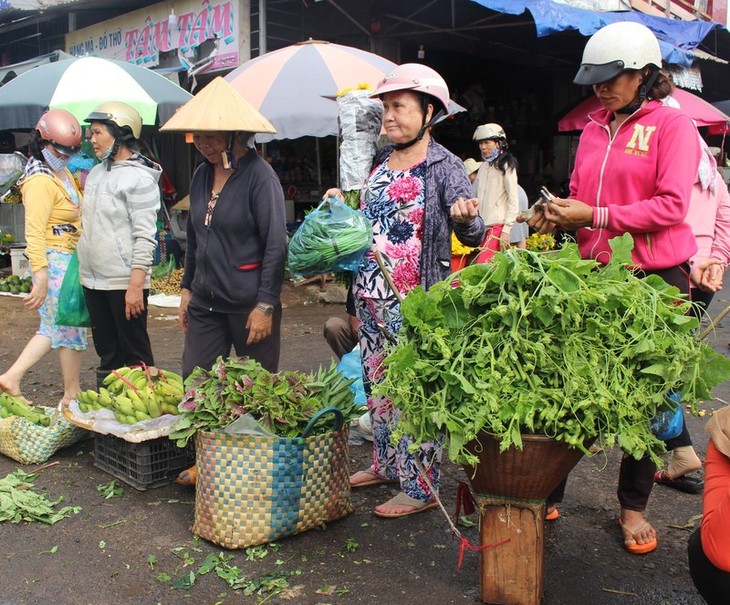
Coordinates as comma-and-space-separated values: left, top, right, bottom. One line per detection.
570, 99, 700, 270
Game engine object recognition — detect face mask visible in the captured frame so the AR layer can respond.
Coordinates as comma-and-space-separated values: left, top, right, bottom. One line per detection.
41, 147, 70, 172
98, 146, 113, 161
482, 147, 500, 163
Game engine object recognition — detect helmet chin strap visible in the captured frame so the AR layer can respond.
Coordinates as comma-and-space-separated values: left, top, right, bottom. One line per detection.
392, 101, 446, 151
616, 67, 660, 115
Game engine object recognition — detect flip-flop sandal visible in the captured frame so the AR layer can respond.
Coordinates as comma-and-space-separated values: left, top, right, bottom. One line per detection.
373, 492, 438, 519
349, 468, 399, 489
654, 470, 704, 494
545, 507, 560, 521
618, 518, 658, 555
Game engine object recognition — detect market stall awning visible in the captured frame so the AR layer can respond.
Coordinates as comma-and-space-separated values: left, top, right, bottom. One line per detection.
469, 0, 724, 66
0, 0, 81, 9
0, 50, 73, 86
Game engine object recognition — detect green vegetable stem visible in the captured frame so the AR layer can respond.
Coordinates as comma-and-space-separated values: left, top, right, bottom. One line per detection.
376, 234, 730, 466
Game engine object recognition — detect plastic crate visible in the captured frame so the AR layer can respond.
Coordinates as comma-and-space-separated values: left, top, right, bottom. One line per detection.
93, 434, 194, 491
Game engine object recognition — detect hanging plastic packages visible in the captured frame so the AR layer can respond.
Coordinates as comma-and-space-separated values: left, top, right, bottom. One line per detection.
336, 88, 383, 208
288, 196, 372, 275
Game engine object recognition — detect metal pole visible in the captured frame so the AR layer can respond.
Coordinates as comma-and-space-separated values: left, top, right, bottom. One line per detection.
316, 137, 322, 189
259, 0, 267, 54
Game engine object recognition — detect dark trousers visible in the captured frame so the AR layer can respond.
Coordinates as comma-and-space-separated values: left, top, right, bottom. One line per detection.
690, 287, 715, 321
83, 287, 154, 371
688, 527, 730, 605
549, 263, 690, 510
323, 316, 358, 360
181, 304, 281, 378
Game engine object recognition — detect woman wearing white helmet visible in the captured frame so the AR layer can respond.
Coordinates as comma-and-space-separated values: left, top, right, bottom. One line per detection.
471, 122, 520, 262
325, 63, 485, 518
76, 102, 161, 386
0, 109, 87, 405
530, 21, 702, 555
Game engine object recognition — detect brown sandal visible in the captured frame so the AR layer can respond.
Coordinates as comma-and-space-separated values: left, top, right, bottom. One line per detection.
373, 492, 438, 518
349, 468, 398, 488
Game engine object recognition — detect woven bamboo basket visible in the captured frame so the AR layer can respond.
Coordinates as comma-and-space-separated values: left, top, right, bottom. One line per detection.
463, 433, 587, 501
193, 407, 353, 549
0, 409, 89, 464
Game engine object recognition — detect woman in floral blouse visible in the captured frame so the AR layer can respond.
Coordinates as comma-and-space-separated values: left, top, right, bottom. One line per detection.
328, 63, 485, 518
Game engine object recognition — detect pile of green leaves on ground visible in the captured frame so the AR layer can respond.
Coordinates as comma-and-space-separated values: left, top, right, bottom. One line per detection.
0, 469, 81, 524
169, 356, 360, 447
377, 234, 730, 466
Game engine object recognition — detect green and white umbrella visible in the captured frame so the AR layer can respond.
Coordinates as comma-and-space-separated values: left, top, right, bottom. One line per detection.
0, 56, 192, 130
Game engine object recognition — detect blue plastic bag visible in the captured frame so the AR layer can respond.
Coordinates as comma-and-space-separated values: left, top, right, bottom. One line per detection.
336, 349, 366, 407
650, 391, 683, 441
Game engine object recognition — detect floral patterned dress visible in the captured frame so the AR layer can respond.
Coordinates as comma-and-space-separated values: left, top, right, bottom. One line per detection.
37, 176, 87, 350
352, 156, 441, 503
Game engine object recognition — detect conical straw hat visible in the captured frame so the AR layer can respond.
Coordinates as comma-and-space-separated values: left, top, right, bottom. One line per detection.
160, 77, 276, 134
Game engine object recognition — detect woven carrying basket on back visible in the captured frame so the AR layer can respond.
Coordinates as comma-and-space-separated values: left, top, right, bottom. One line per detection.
0, 411, 89, 464
193, 407, 353, 549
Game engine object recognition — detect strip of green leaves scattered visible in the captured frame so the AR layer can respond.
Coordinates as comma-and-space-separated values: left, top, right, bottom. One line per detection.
158, 543, 301, 602
0, 469, 81, 524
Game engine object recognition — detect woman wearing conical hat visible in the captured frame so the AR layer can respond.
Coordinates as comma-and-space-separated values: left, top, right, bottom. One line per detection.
160, 77, 286, 376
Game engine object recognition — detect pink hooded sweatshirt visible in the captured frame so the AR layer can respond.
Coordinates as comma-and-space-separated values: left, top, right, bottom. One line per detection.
570, 99, 700, 270
685, 147, 730, 271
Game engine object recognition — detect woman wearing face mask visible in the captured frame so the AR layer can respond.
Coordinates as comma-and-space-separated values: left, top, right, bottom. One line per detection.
472, 123, 520, 263
530, 22, 701, 555
76, 102, 161, 387
0, 110, 87, 405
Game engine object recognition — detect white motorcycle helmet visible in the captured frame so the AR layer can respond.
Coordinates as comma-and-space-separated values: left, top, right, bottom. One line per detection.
573, 21, 662, 86
473, 123, 506, 142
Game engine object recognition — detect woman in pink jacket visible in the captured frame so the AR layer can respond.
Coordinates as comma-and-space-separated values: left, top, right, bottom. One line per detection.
686, 144, 730, 312
531, 21, 701, 555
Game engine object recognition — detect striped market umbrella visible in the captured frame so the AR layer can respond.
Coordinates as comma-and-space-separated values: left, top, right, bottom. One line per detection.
0, 56, 192, 130
558, 87, 730, 132
225, 40, 397, 141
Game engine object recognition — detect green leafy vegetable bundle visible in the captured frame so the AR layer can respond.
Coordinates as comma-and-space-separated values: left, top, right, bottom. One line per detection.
169, 356, 361, 447
377, 235, 730, 466
0, 469, 81, 524
288, 196, 372, 275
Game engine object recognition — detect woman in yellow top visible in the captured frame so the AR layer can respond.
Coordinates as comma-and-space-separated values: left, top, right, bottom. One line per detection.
0, 109, 87, 405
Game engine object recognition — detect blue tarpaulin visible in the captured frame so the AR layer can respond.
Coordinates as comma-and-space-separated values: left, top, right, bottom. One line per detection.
471, 0, 723, 66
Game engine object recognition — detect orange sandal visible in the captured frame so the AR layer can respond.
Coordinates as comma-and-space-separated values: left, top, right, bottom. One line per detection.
618, 518, 657, 555
545, 506, 560, 521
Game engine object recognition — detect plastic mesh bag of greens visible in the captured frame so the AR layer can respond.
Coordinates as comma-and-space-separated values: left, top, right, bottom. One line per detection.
288, 196, 372, 275
0, 152, 26, 197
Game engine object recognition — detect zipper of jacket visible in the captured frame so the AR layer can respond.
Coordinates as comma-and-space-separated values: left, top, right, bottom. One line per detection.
202, 175, 213, 310
590, 116, 633, 260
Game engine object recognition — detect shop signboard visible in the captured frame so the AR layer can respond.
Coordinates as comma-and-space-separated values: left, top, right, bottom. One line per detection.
64, 0, 239, 73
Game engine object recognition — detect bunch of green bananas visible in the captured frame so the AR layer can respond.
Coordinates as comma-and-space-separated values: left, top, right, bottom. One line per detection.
76, 366, 185, 425
0, 393, 52, 426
